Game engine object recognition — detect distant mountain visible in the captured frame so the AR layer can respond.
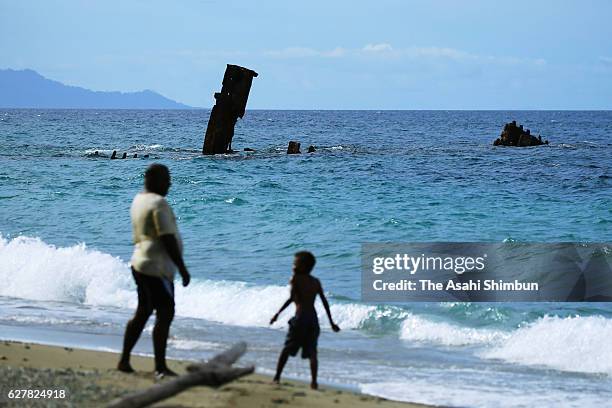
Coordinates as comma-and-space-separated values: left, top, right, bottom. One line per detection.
0, 69, 192, 109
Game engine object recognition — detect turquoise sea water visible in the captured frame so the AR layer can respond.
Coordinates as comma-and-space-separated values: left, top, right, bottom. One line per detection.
1, 109, 611, 407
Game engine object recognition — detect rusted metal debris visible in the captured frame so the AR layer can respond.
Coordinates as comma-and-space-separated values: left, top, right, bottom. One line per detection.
493, 121, 549, 147
202, 64, 258, 155
287, 141, 301, 154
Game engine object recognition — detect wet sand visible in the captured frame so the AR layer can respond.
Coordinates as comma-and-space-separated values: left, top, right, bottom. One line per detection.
0, 341, 433, 407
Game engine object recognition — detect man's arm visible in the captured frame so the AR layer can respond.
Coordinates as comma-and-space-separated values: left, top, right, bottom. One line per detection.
160, 234, 190, 287
318, 280, 340, 332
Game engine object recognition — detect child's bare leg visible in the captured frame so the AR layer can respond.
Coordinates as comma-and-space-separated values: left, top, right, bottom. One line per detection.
309, 352, 318, 389
273, 349, 290, 383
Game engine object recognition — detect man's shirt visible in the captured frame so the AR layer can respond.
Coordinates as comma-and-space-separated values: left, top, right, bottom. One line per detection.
130, 192, 182, 280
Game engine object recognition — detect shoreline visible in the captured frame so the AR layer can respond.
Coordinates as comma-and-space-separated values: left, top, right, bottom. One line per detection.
0, 340, 434, 407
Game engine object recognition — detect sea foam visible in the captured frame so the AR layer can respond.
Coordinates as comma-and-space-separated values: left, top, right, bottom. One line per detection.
361, 378, 611, 408
483, 315, 612, 375
0, 235, 133, 307
399, 313, 508, 346
4, 235, 612, 378
399, 309, 612, 375
0, 235, 376, 330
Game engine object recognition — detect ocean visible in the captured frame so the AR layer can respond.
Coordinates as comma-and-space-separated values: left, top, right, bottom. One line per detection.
1, 109, 611, 407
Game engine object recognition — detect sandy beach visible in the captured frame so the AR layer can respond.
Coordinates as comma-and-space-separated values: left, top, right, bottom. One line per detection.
0, 341, 432, 407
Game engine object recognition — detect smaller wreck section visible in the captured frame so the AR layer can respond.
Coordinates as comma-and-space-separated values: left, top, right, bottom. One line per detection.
202, 65, 258, 155
493, 121, 549, 147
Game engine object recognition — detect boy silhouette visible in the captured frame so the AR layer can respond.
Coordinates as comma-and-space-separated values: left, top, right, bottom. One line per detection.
270, 251, 340, 389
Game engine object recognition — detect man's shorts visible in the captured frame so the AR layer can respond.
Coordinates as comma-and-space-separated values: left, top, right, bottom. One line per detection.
131, 267, 175, 312
283, 313, 320, 359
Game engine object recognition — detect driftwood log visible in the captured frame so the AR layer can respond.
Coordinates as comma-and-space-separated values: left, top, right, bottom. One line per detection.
202, 65, 258, 155
107, 342, 253, 408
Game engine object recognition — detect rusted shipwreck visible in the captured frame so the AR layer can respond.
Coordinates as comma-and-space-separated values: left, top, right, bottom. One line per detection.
493, 121, 549, 147
202, 64, 258, 154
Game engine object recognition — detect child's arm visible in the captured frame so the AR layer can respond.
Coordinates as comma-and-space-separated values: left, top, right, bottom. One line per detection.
318, 279, 340, 332
270, 297, 292, 325
270, 281, 296, 325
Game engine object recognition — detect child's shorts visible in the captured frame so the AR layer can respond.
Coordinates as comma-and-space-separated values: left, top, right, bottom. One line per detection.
283, 314, 320, 359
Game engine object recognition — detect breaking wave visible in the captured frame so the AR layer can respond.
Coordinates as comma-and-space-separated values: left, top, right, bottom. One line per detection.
0, 235, 379, 330
483, 315, 612, 375
399, 313, 508, 346
3, 234, 612, 377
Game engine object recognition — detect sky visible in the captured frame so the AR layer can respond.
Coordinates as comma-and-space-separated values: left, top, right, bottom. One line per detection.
1, 0, 612, 109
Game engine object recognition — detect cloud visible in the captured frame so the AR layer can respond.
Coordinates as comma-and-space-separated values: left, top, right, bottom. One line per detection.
264, 47, 319, 58
396, 47, 545, 67
262, 44, 545, 67
362, 43, 393, 53
264, 46, 347, 58
94, 49, 250, 67
324, 47, 348, 58
406, 47, 469, 59
600, 56, 612, 65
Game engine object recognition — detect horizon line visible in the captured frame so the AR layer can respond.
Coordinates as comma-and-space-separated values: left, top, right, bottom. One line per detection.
2, 107, 612, 112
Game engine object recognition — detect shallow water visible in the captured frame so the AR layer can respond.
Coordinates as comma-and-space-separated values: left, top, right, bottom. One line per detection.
1, 109, 611, 407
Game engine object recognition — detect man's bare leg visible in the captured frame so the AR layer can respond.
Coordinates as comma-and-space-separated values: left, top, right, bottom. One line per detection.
118, 305, 153, 373
153, 306, 176, 376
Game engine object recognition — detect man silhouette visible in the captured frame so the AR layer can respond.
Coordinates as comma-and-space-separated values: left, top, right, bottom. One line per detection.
118, 163, 190, 378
